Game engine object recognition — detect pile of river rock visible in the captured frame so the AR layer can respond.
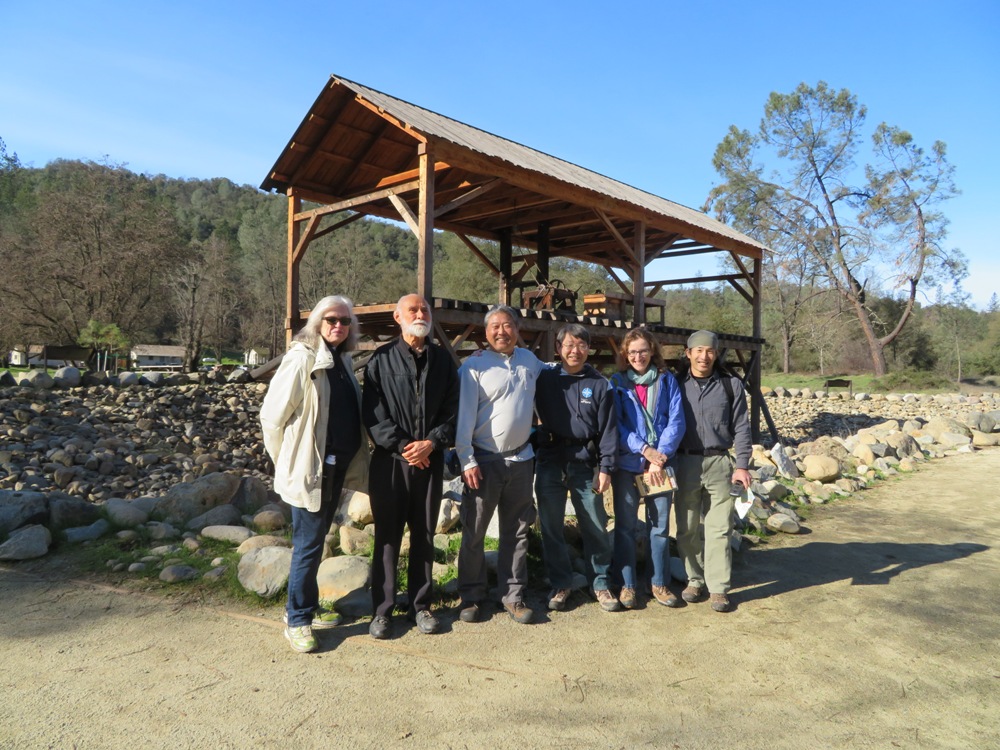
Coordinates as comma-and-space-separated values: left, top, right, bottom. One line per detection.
1, 366, 998, 616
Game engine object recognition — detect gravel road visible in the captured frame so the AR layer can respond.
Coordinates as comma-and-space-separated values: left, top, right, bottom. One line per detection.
2, 450, 998, 749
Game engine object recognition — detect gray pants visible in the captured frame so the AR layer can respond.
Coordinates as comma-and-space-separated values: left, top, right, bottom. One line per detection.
457, 458, 536, 606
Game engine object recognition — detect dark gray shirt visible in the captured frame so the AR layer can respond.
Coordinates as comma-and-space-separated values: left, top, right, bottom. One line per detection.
677, 368, 752, 469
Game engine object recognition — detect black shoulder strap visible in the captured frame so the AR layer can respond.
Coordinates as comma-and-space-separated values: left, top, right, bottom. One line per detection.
720, 372, 734, 411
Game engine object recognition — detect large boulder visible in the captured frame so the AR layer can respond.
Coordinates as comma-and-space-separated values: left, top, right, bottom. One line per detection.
0, 490, 49, 534
316, 554, 371, 603
153, 472, 241, 525
339, 525, 372, 555
103, 498, 149, 528
884, 432, 922, 459
52, 366, 82, 388
0, 524, 52, 560
200, 525, 254, 545
797, 436, 850, 461
64, 518, 110, 543
49, 495, 101, 530
186, 503, 243, 531
345, 491, 373, 526
436, 494, 461, 533
964, 412, 996, 434
18, 370, 54, 389
230, 476, 271, 515
236, 535, 291, 556
922, 417, 971, 441
769, 444, 799, 480
237, 546, 292, 598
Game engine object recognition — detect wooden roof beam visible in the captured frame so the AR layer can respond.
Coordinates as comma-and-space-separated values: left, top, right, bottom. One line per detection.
594, 208, 639, 266
427, 138, 764, 260
646, 273, 746, 287
456, 233, 501, 277
444, 194, 560, 224
293, 178, 422, 222
434, 178, 503, 219
284, 94, 356, 187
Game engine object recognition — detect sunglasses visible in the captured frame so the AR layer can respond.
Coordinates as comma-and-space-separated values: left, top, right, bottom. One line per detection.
323, 316, 352, 326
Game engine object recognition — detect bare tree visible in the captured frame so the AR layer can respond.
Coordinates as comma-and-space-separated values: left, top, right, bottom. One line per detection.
707, 82, 964, 375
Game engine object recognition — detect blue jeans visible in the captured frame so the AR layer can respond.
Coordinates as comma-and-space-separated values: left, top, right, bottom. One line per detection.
535, 459, 613, 591
286, 464, 347, 627
611, 470, 672, 589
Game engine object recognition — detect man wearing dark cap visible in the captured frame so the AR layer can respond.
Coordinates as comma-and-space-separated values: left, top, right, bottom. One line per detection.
674, 330, 752, 613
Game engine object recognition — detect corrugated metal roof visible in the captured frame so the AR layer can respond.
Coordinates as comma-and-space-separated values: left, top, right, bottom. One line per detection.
336, 76, 766, 254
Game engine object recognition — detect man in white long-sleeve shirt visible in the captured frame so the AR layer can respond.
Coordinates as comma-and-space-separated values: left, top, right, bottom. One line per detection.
456, 305, 545, 624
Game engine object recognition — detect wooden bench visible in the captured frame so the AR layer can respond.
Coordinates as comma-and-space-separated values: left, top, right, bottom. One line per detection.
823, 378, 853, 395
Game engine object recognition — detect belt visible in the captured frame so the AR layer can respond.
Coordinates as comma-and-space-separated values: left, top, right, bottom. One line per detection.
474, 440, 531, 463
677, 448, 729, 457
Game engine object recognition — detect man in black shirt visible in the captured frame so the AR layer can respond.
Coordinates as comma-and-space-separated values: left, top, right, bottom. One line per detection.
362, 295, 460, 638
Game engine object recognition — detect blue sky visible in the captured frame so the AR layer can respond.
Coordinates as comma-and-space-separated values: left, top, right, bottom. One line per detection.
3, 1, 997, 308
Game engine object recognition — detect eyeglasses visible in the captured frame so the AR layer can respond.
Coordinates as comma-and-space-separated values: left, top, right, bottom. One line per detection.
323, 316, 352, 327
626, 349, 651, 358
560, 343, 589, 352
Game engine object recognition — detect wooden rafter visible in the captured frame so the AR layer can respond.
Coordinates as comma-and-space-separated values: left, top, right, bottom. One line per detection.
595, 209, 639, 266
457, 233, 500, 276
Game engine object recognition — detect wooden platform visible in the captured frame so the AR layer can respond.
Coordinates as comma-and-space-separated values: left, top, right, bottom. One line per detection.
347, 297, 763, 368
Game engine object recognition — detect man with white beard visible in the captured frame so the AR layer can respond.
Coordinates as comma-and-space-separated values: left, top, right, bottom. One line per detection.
362, 295, 460, 639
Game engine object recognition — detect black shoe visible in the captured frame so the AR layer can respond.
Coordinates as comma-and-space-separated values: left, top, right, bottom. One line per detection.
410, 609, 440, 634
369, 615, 392, 640
504, 600, 533, 624
459, 601, 480, 623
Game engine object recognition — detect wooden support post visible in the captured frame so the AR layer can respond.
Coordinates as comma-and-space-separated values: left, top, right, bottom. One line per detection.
633, 221, 646, 324
285, 191, 303, 347
751, 256, 764, 442
499, 227, 513, 305
536, 221, 550, 284
417, 143, 435, 299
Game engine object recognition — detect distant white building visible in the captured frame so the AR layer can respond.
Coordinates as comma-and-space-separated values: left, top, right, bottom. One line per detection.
243, 347, 269, 366
131, 344, 185, 370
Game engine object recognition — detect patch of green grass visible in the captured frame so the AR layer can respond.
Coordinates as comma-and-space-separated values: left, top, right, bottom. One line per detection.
64, 530, 271, 603
761, 372, 879, 392
869, 369, 956, 393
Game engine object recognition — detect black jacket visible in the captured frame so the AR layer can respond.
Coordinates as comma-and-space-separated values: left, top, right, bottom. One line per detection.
534, 364, 618, 473
362, 337, 460, 457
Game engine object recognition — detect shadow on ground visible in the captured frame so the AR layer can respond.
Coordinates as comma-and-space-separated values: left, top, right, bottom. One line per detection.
737, 540, 989, 603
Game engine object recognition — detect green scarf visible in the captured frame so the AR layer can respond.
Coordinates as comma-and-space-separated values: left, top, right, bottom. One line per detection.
626, 368, 660, 441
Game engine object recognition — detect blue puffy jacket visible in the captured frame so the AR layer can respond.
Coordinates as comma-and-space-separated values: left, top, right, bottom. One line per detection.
610, 370, 686, 474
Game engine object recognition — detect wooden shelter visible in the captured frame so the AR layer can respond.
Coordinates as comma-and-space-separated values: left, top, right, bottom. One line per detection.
260, 75, 776, 441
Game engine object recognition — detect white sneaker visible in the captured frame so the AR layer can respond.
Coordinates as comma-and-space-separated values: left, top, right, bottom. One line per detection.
284, 624, 317, 653
283, 607, 342, 630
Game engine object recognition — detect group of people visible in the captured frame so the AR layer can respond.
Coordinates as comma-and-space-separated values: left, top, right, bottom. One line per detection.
260, 294, 752, 653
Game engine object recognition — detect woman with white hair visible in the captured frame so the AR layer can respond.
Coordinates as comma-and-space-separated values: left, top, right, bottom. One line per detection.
260, 295, 369, 653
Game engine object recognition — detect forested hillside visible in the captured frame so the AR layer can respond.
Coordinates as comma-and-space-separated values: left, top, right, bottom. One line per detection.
1, 143, 997, 379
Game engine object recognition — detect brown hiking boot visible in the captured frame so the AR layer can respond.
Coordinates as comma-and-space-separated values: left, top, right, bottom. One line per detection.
504, 600, 533, 624
594, 588, 622, 612
547, 588, 571, 611
681, 583, 704, 603
619, 587, 637, 609
710, 593, 731, 612
652, 585, 681, 608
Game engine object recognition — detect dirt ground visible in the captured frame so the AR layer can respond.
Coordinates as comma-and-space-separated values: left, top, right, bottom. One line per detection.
2, 450, 999, 750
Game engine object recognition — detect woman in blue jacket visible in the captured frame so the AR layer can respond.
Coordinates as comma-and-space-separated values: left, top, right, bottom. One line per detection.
610, 329, 686, 609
